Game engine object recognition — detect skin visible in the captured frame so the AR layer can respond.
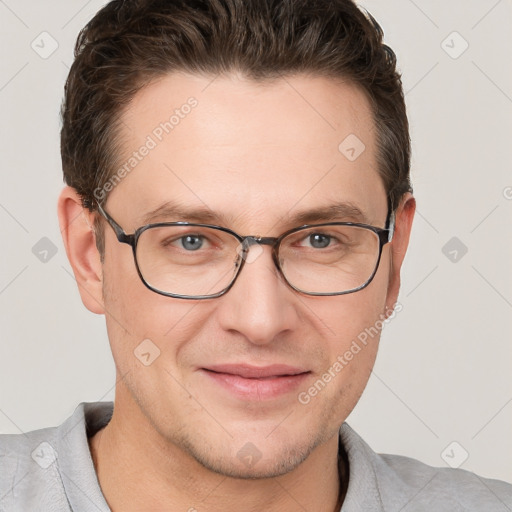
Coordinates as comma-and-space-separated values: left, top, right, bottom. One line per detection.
58, 72, 415, 511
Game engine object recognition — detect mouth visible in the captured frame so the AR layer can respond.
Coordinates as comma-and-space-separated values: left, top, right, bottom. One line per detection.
199, 364, 311, 400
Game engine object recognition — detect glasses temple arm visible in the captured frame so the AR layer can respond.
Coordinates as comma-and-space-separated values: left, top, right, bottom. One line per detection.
95, 201, 133, 243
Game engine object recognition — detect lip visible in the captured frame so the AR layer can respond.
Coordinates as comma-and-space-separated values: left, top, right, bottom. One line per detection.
200, 364, 311, 400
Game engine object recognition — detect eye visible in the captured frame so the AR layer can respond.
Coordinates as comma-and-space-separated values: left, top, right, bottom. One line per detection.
179, 234, 204, 251
305, 233, 332, 249
160, 233, 208, 251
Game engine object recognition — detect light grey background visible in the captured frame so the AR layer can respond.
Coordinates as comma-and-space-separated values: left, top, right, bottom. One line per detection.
0, 0, 511, 484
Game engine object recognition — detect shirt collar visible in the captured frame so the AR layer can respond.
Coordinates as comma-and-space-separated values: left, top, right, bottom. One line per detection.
56, 402, 395, 512
56, 401, 112, 511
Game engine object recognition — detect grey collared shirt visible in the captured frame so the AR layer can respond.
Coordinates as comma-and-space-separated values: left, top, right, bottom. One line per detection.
1, 401, 511, 511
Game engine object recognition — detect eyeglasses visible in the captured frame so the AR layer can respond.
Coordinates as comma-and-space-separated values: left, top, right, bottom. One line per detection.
95, 202, 395, 300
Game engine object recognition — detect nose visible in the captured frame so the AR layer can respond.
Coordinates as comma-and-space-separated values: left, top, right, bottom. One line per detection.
215, 244, 299, 346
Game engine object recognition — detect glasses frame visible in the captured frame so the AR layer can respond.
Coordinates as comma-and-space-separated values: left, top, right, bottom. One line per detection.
95, 201, 395, 300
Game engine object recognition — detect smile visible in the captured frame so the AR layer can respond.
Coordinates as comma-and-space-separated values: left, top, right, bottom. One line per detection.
200, 364, 311, 400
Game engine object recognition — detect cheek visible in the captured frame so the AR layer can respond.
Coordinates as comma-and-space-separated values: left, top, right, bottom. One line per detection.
101, 249, 211, 371
295, 295, 386, 430
304, 264, 390, 398
317, 270, 389, 352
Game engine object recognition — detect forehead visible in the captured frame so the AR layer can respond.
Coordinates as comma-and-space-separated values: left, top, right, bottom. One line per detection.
110, 72, 387, 231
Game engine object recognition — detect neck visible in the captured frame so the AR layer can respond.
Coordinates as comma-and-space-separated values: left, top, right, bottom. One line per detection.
88, 386, 347, 512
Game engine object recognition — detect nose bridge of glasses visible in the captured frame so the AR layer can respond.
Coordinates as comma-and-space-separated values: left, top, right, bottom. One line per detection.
237, 236, 280, 266
243, 236, 278, 248
240, 236, 279, 256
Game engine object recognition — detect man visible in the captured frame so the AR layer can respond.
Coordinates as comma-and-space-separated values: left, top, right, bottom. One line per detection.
1, 0, 511, 510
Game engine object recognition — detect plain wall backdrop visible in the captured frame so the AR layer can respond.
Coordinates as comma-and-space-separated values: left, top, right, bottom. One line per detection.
0, 0, 511, 484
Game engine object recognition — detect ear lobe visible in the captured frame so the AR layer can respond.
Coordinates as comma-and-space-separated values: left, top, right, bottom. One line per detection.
57, 186, 105, 315
385, 192, 416, 310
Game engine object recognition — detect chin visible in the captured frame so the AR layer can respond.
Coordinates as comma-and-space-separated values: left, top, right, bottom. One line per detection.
176, 428, 323, 479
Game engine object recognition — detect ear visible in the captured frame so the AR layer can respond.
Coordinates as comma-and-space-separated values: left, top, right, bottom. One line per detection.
385, 192, 416, 312
57, 186, 105, 314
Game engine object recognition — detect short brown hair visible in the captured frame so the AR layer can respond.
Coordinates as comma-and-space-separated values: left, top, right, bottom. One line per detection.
60, 0, 412, 257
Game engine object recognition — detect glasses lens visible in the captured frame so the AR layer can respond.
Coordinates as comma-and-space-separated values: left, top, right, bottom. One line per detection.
134, 223, 381, 297
135, 225, 241, 297
278, 225, 381, 294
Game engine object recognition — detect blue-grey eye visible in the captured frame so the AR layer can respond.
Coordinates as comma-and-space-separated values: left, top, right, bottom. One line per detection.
181, 235, 203, 251
309, 233, 331, 248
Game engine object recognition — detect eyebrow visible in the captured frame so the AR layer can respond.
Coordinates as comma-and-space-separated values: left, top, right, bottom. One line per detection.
138, 200, 371, 227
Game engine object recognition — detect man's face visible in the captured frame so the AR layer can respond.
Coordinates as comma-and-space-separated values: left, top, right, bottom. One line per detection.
100, 72, 395, 478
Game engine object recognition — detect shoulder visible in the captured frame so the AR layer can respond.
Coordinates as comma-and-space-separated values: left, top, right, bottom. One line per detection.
0, 402, 112, 512
378, 452, 512, 511
340, 423, 512, 511
0, 423, 69, 510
